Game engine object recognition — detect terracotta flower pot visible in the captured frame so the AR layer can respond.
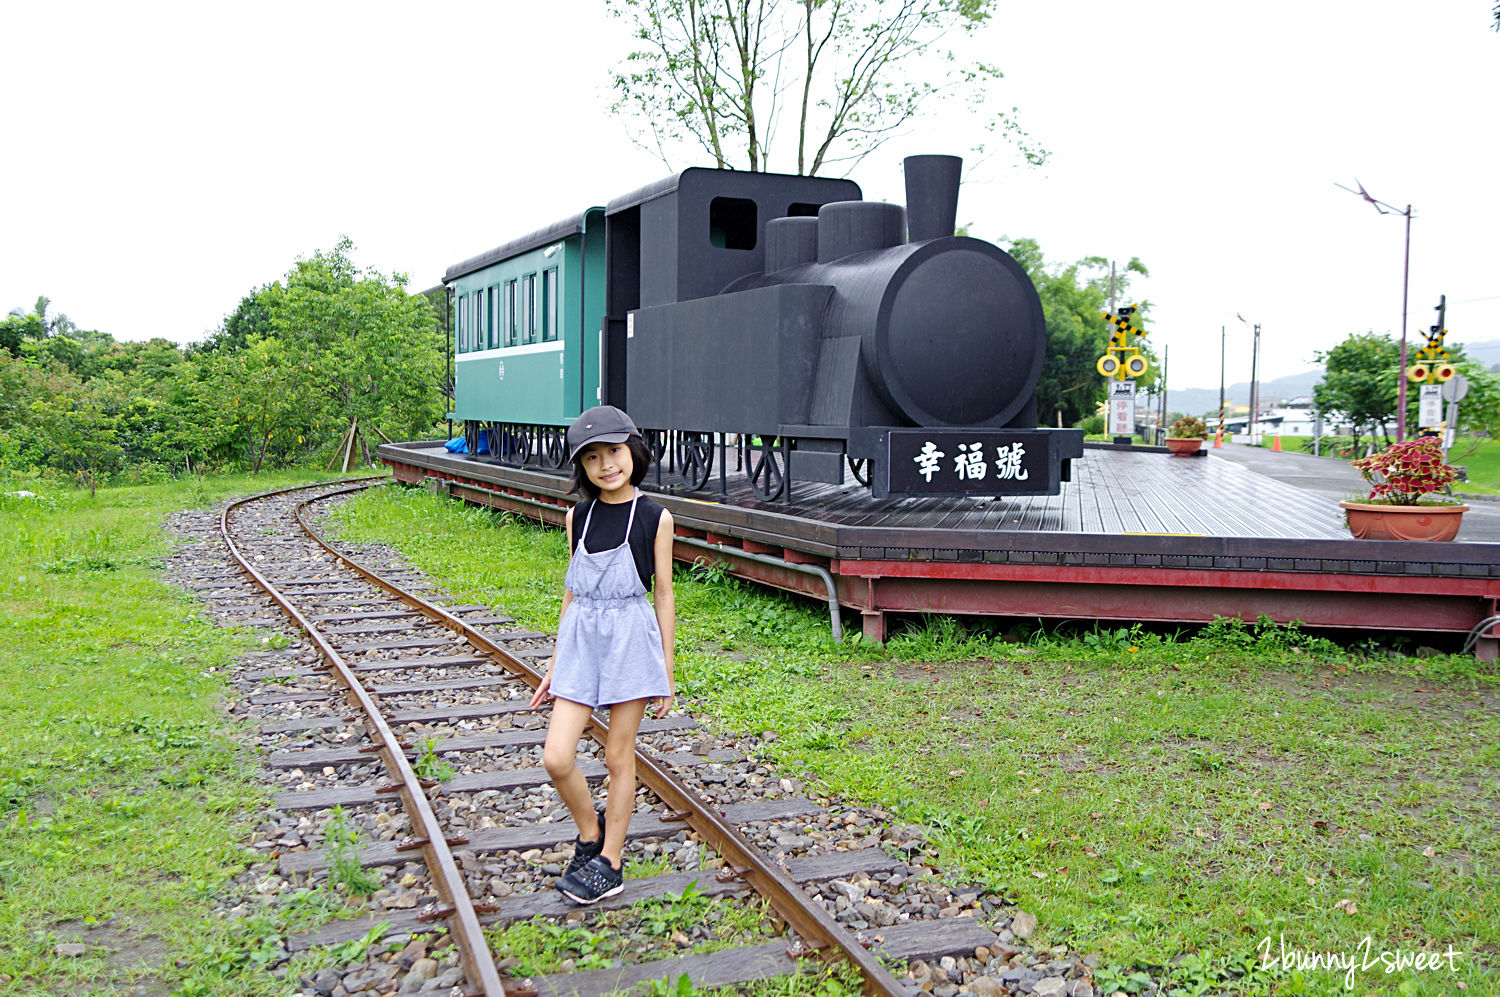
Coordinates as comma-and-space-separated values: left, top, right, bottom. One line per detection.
1338, 501, 1468, 542
1165, 437, 1204, 455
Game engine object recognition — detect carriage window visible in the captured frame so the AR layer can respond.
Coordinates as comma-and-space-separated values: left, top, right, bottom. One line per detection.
504, 280, 518, 347
489, 286, 500, 348
477, 287, 489, 349
709, 196, 757, 250
457, 293, 468, 352
523, 273, 537, 344
542, 268, 559, 342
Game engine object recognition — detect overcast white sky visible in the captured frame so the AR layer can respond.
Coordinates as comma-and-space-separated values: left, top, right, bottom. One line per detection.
2, 1, 1495, 393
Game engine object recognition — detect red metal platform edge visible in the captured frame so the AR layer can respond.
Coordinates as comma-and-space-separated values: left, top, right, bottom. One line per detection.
382, 451, 1500, 657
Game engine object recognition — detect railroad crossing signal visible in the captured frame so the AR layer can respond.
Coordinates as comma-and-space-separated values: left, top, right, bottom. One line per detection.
1408, 295, 1454, 384
1096, 306, 1149, 380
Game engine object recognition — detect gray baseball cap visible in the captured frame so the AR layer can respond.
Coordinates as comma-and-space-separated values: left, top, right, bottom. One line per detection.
566, 405, 641, 461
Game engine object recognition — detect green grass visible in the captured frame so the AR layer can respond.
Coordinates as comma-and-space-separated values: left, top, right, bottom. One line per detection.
328, 485, 1500, 996
0, 468, 373, 996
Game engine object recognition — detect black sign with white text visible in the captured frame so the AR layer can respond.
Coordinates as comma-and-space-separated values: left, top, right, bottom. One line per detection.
886, 430, 1052, 496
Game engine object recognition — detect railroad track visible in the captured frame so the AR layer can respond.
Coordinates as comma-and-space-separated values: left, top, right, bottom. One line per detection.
168, 477, 1032, 997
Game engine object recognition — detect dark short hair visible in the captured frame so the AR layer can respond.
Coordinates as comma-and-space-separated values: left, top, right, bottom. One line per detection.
568, 435, 652, 499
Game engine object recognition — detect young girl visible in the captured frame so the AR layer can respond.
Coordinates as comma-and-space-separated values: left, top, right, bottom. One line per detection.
529, 405, 676, 904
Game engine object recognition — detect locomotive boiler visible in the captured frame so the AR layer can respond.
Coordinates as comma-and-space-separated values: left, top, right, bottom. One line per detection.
445, 154, 1082, 500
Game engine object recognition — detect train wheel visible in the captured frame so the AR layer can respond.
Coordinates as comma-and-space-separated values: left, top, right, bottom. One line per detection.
847, 455, 871, 486
538, 426, 566, 469
676, 431, 714, 491
743, 435, 784, 501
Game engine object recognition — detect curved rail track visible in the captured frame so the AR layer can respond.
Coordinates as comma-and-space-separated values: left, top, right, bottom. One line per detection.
193, 477, 1012, 996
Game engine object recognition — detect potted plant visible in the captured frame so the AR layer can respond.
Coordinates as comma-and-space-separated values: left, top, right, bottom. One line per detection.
1165, 415, 1208, 455
1339, 436, 1467, 541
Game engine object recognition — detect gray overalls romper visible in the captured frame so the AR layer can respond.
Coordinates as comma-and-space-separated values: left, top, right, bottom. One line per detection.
551, 489, 671, 709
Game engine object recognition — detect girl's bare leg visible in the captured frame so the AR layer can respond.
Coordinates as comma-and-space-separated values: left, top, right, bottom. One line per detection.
541, 698, 601, 840
600, 698, 648, 866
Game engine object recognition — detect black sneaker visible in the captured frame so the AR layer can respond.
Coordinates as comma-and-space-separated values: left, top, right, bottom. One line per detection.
563, 810, 607, 878
556, 853, 624, 905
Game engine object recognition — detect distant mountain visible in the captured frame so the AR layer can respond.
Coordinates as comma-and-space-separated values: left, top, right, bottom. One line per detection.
1452, 337, 1500, 370
1165, 337, 1500, 417
1166, 369, 1323, 419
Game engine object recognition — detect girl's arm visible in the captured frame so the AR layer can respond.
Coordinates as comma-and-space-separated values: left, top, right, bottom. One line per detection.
651, 508, 676, 718
529, 506, 577, 709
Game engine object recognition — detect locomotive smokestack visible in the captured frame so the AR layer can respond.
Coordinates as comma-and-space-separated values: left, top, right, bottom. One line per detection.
904, 155, 962, 242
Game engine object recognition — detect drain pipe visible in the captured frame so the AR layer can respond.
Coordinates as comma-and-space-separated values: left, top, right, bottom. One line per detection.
425, 474, 845, 641
672, 535, 843, 643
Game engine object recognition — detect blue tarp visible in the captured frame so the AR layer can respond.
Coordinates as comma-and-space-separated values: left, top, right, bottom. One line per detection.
443, 430, 488, 455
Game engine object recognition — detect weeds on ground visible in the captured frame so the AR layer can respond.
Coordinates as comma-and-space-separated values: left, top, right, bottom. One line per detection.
413, 737, 457, 782
324, 806, 382, 896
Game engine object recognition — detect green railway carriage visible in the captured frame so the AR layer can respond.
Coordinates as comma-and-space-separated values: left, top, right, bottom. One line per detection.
446, 208, 605, 464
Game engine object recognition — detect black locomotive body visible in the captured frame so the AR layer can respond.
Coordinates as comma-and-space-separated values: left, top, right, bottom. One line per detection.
603, 155, 1080, 499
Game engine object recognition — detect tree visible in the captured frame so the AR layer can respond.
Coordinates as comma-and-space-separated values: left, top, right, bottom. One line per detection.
1444, 357, 1500, 462
0, 311, 42, 356
1004, 238, 1153, 428
192, 287, 273, 355
1313, 332, 1400, 451
2, 297, 62, 355
24, 372, 126, 496
607, 0, 1044, 174
260, 238, 444, 469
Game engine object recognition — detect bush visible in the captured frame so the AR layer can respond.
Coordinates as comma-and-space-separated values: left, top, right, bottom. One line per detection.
1168, 415, 1207, 439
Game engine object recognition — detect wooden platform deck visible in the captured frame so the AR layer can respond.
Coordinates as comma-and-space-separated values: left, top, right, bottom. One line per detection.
735, 445, 1346, 540
379, 441, 1500, 649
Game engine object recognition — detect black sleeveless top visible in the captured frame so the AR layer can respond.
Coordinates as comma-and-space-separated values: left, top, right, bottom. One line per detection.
569, 494, 666, 591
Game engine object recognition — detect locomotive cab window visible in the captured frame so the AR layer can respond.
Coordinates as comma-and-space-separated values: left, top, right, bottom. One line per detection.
709, 196, 757, 250
787, 202, 821, 217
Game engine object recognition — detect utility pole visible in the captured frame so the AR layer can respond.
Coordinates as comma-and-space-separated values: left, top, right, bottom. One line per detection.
1218, 325, 1226, 442
1337, 181, 1414, 442
1160, 345, 1169, 442
1236, 314, 1261, 440
1250, 322, 1260, 439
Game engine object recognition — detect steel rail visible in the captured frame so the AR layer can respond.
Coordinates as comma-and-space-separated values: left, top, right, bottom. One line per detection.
221, 478, 508, 997
295, 481, 905, 996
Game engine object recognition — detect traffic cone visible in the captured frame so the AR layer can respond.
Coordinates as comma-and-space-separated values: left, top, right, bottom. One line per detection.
1213, 432, 1223, 448
1272, 435, 1282, 452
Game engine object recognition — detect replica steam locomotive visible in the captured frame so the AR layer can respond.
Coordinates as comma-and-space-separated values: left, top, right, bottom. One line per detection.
444, 155, 1082, 499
